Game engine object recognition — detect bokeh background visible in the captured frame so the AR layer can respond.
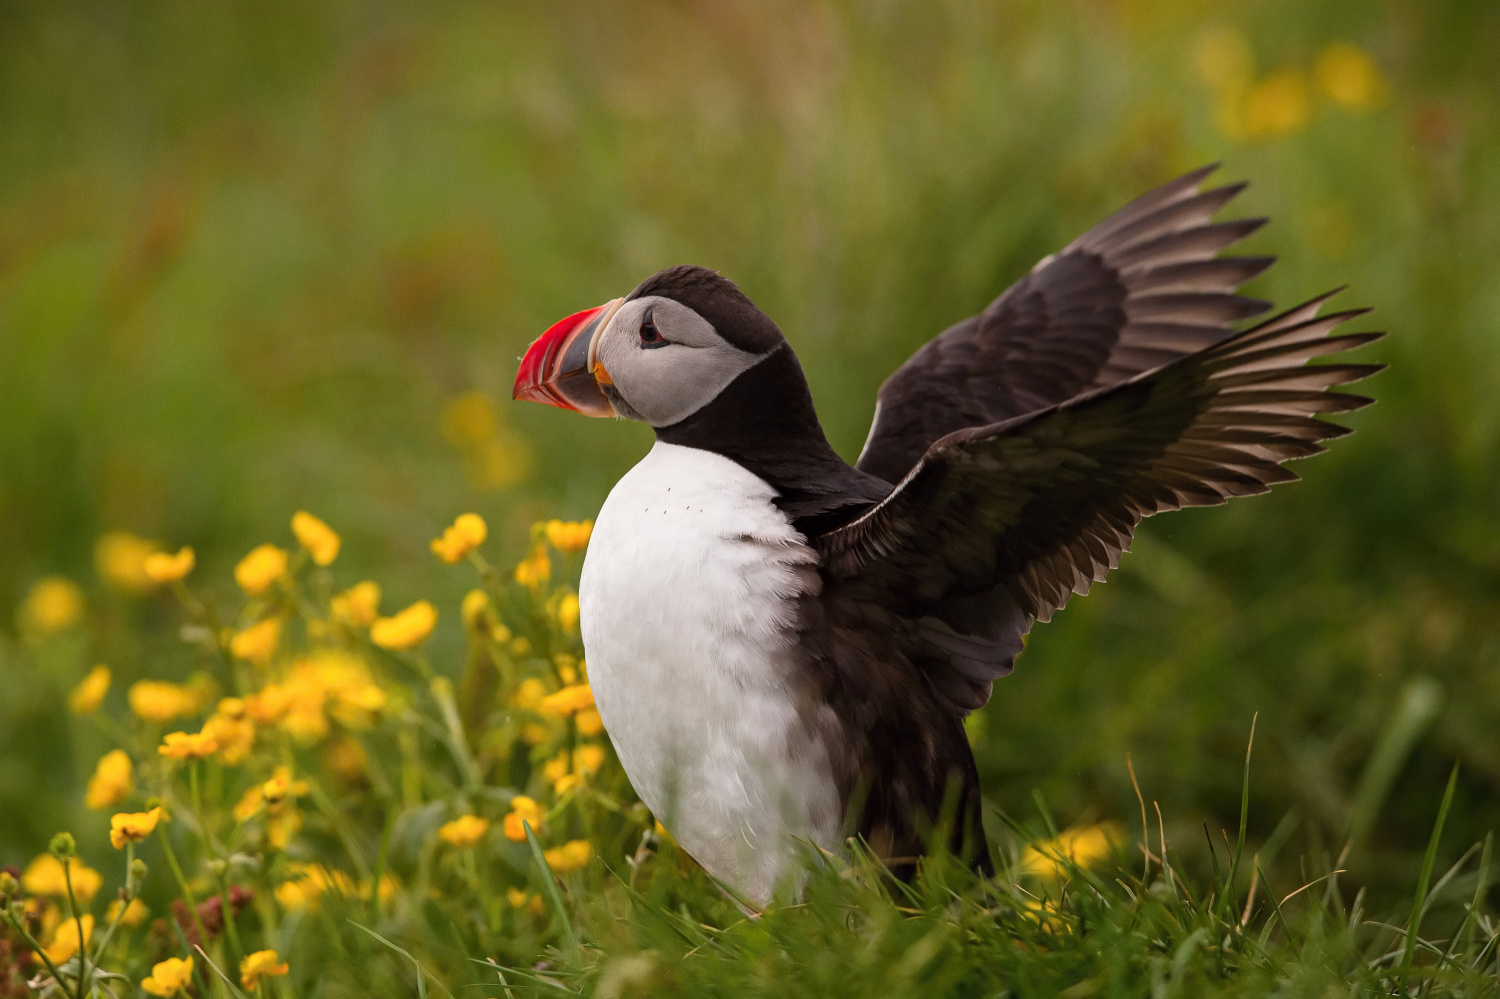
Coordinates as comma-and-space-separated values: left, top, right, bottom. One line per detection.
2, 0, 1496, 905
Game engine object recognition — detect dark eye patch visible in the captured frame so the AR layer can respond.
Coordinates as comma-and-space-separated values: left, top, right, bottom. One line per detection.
639, 307, 668, 348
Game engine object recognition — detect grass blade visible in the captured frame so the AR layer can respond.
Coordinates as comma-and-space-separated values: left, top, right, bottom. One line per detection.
1399, 762, 1459, 983
370, 806, 396, 924
192, 944, 251, 999
1222, 713, 1256, 919
348, 919, 455, 999
524, 819, 580, 956
1463, 832, 1493, 960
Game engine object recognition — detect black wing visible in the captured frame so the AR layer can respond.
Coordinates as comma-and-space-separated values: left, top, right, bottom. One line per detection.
821, 295, 1383, 712
857, 164, 1276, 484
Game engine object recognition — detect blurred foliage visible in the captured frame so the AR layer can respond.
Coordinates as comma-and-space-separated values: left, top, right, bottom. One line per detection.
2, 0, 1499, 980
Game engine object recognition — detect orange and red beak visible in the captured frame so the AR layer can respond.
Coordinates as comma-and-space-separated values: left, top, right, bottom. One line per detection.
512, 298, 624, 417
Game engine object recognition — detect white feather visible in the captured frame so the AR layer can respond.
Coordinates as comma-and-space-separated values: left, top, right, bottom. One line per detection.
580, 442, 841, 901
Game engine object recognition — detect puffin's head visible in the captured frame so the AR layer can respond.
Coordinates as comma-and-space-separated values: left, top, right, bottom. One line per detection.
512, 265, 783, 427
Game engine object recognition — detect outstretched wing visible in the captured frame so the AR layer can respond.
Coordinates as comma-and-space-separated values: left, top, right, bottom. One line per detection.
857, 164, 1276, 484
821, 295, 1383, 711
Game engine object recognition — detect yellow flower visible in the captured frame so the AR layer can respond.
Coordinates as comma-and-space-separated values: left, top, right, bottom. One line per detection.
141, 956, 194, 996
306, 649, 387, 726
513, 678, 547, 710
84, 749, 134, 809
95, 531, 161, 593
106, 897, 150, 928
20, 576, 84, 635
505, 888, 545, 914
1315, 42, 1388, 112
460, 588, 490, 629
359, 873, 399, 906
22, 855, 102, 901
1020, 823, 1124, 878
541, 752, 570, 785
128, 680, 200, 723
438, 815, 490, 848
235, 544, 288, 596
370, 600, 437, 650
1241, 68, 1311, 139
231, 618, 281, 665
575, 744, 605, 775
331, 580, 381, 628
575, 708, 604, 736
110, 806, 168, 849
68, 665, 111, 714
274, 864, 354, 911
291, 511, 340, 566
159, 730, 219, 760
278, 665, 329, 743
543, 839, 591, 872
431, 513, 487, 564
41, 913, 93, 965
233, 785, 264, 822
203, 710, 256, 765
554, 592, 580, 632
261, 766, 309, 808
544, 519, 592, 553
143, 547, 195, 585
239, 949, 290, 990
1021, 897, 1068, 933
245, 683, 293, 725
230, 767, 306, 828
502, 796, 544, 842
520, 723, 549, 745
548, 745, 605, 795
513, 546, 551, 588
539, 683, 594, 717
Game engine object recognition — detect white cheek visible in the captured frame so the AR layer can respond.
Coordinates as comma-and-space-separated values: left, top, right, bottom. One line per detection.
596, 302, 769, 427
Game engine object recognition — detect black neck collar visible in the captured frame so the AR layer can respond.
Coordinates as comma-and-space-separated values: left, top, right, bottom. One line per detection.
654, 346, 891, 538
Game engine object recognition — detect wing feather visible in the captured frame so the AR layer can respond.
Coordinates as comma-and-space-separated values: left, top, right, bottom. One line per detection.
821, 297, 1383, 647
856, 166, 1278, 484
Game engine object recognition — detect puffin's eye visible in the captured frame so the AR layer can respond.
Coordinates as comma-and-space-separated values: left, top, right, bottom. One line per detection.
639, 308, 667, 348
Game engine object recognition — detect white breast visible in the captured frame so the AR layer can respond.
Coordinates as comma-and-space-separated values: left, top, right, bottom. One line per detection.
579, 441, 840, 901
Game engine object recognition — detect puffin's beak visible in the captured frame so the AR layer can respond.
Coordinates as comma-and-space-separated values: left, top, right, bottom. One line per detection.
512, 298, 625, 417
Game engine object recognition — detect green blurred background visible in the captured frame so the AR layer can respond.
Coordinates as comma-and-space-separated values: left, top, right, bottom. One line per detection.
2, 0, 1496, 903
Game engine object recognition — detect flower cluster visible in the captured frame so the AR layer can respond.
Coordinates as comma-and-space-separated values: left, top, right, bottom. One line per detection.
1194, 30, 1389, 142
7, 506, 637, 996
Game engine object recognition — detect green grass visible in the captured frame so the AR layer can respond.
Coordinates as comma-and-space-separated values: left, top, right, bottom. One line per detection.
2, 0, 1499, 994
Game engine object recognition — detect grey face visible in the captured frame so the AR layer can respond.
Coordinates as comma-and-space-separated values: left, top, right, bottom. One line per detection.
592, 295, 768, 427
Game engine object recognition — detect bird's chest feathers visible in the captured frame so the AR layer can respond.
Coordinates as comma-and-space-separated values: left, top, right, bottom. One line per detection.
582, 442, 816, 681
579, 442, 837, 896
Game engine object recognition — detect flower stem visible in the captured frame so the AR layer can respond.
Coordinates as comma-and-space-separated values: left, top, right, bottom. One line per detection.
157, 825, 211, 949
61, 858, 89, 999
90, 843, 136, 964
218, 873, 245, 971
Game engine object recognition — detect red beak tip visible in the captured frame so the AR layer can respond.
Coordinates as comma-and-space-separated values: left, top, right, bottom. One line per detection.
511, 302, 617, 417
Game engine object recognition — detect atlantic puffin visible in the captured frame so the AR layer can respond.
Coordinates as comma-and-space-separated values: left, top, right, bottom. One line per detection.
512, 165, 1381, 901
